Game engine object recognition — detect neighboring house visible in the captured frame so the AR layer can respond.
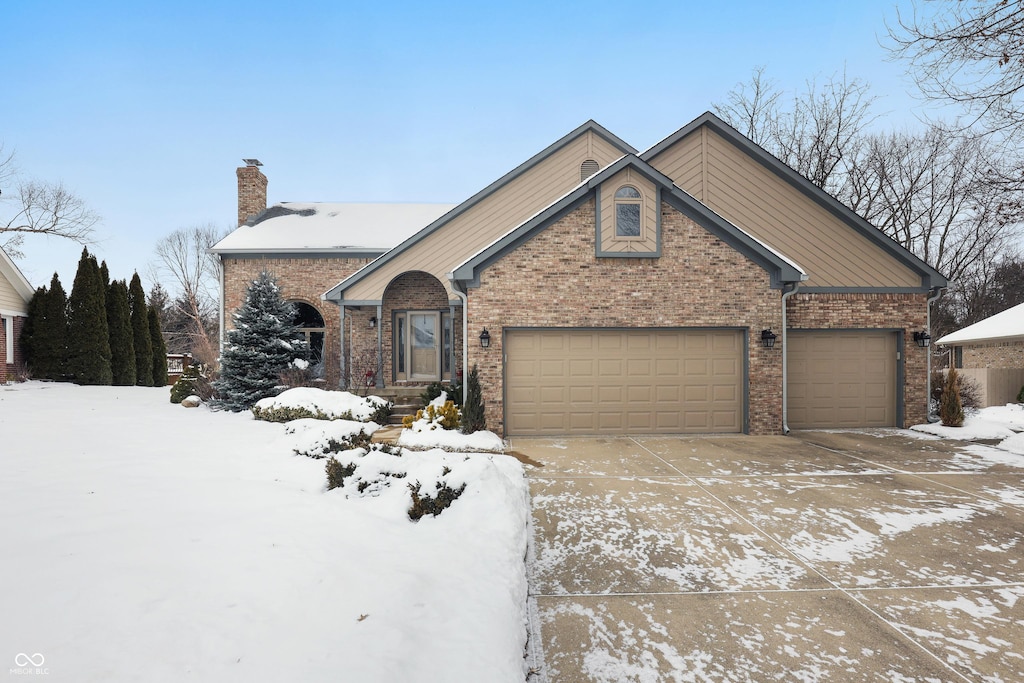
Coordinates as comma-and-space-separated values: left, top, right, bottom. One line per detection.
212, 112, 947, 436
936, 302, 1024, 407
0, 245, 34, 383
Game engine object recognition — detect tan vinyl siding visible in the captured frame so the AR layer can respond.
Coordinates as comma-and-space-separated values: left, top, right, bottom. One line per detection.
650, 127, 922, 288
0, 275, 28, 314
599, 168, 658, 254
344, 131, 625, 301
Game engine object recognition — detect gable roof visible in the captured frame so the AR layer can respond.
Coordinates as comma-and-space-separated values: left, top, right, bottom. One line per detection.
450, 154, 807, 289
936, 302, 1024, 345
641, 112, 948, 290
210, 202, 456, 256
323, 120, 636, 301
0, 245, 35, 310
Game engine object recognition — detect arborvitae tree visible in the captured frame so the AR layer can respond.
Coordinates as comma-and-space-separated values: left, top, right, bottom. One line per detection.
99, 260, 110, 290
66, 248, 112, 385
107, 279, 136, 386
129, 272, 153, 387
34, 273, 69, 380
19, 286, 45, 374
461, 364, 486, 434
149, 306, 168, 387
213, 271, 307, 411
940, 367, 965, 427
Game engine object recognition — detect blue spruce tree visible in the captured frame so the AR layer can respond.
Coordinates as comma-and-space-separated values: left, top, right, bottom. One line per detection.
213, 271, 307, 411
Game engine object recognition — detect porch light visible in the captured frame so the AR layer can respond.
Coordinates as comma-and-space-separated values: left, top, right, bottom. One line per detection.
369, 317, 377, 329
760, 329, 778, 349
479, 328, 491, 349
913, 330, 931, 348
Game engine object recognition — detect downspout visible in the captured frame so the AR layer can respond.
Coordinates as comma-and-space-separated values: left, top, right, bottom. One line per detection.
338, 303, 346, 390
449, 275, 469, 406
926, 286, 945, 423
375, 304, 384, 388
781, 281, 802, 435
217, 254, 225, 360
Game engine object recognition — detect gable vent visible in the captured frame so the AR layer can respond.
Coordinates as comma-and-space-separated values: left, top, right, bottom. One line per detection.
580, 159, 600, 182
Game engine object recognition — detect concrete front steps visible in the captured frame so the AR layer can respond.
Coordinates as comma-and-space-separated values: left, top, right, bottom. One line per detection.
369, 385, 426, 426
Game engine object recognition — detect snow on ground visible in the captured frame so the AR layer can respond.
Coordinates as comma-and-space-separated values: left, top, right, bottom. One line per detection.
911, 404, 1024, 458
396, 392, 506, 452
0, 382, 529, 682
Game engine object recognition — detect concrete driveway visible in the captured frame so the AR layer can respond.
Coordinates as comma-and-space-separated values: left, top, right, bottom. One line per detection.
511, 430, 1024, 682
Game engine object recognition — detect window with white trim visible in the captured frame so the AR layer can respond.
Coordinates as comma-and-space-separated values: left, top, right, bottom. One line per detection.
614, 185, 642, 237
2, 316, 11, 363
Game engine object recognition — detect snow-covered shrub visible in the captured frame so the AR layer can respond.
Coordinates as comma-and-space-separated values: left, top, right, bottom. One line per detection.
286, 417, 376, 459
252, 387, 390, 423
419, 381, 461, 408
325, 457, 356, 491
408, 480, 466, 520
169, 365, 200, 404
402, 399, 460, 430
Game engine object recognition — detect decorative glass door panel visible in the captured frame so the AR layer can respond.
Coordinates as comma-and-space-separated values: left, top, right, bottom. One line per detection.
409, 312, 440, 380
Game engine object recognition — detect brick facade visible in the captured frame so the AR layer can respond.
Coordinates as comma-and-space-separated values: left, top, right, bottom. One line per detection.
960, 340, 1024, 369
221, 256, 373, 386
467, 199, 785, 435
787, 292, 930, 427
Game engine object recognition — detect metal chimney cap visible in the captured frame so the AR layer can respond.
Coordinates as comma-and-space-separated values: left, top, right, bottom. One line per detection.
242, 158, 263, 167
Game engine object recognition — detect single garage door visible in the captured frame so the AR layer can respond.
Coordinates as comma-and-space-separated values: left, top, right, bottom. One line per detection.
788, 330, 897, 428
505, 329, 744, 435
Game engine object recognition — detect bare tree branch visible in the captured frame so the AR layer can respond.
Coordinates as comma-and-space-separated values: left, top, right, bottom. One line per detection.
0, 146, 99, 258
887, 0, 1024, 139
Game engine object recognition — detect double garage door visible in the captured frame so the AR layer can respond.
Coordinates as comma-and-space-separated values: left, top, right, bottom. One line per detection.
505, 329, 744, 435
505, 328, 898, 435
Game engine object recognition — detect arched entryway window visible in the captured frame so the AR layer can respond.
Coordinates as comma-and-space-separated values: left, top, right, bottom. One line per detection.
291, 301, 325, 376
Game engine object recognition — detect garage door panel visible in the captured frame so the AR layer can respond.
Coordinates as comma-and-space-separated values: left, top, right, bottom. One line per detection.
789, 330, 896, 429
506, 329, 744, 435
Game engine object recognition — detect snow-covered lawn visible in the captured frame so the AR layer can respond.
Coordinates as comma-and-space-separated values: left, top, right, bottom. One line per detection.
911, 403, 1024, 454
0, 382, 529, 682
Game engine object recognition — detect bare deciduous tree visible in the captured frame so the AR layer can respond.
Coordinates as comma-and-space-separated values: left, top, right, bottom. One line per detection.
841, 124, 1019, 284
149, 224, 227, 366
887, 0, 1024, 139
715, 68, 877, 194
0, 145, 99, 258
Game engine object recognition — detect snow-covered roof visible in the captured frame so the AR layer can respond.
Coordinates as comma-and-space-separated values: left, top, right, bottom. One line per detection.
211, 202, 457, 255
936, 302, 1024, 345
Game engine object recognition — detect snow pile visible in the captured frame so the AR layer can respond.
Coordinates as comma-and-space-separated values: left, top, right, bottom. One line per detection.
398, 427, 506, 453
285, 417, 379, 458
912, 403, 1024, 459
911, 406, 1020, 441
255, 387, 388, 421
0, 382, 529, 682
397, 392, 505, 452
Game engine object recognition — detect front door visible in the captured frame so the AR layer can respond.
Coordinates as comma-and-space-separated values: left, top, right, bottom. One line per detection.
409, 312, 439, 380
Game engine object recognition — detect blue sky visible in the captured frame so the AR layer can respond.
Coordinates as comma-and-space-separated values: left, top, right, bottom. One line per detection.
2, 0, 941, 290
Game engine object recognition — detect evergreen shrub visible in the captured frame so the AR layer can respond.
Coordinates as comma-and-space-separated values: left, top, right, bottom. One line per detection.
940, 368, 965, 427
408, 480, 467, 520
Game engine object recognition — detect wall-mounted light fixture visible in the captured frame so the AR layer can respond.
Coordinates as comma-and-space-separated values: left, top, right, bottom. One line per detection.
760, 329, 778, 349
369, 317, 377, 329
913, 330, 931, 348
479, 328, 491, 348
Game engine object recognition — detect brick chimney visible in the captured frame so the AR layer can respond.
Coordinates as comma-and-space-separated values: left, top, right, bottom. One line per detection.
237, 159, 268, 226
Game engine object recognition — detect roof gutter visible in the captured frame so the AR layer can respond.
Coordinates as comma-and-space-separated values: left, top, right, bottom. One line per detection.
926, 286, 946, 423
781, 280, 803, 435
